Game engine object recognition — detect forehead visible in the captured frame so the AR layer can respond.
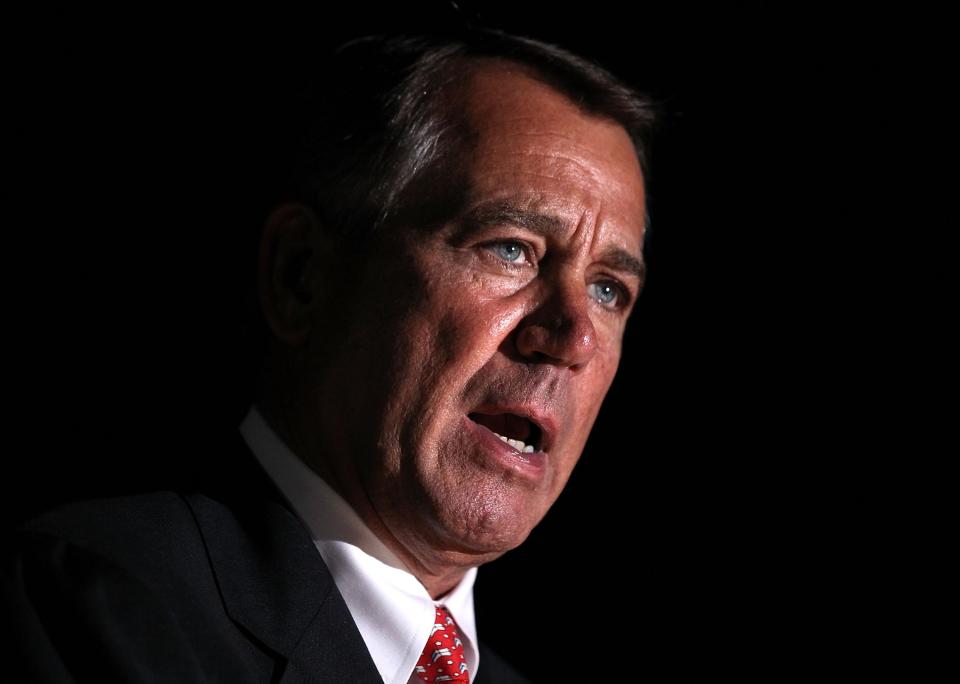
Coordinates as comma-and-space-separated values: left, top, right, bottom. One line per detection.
450, 60, 647, 253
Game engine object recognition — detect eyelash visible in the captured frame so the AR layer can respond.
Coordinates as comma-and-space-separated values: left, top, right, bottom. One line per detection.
482, 239, 632, 312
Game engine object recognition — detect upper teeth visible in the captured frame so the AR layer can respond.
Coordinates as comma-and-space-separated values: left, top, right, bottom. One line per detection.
492, 430, 536, 453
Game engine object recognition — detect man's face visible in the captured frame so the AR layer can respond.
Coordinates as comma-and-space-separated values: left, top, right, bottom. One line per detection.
306, 62, 647, 565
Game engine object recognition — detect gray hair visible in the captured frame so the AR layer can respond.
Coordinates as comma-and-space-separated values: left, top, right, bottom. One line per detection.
279, 29, 657, 240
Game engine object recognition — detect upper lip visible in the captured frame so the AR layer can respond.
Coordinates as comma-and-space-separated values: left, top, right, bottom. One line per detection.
467, 403, 557, 453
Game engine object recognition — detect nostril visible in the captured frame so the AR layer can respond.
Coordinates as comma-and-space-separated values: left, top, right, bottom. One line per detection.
514, 303, 597, 368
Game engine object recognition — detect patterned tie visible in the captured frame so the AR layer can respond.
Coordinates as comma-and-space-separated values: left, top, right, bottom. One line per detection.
413, 605, 469, 682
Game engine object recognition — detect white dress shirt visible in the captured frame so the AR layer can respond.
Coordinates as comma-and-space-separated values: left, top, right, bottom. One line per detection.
240, 406, 480, 684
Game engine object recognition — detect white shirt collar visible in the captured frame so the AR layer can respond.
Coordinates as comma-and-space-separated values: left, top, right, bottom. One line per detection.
240, 406, 479, 684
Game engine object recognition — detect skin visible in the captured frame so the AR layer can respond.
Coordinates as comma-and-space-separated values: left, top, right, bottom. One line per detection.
259, 61, 647, 598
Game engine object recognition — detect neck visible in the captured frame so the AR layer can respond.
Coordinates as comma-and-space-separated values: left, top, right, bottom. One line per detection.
254, 396, 478, 600
322, 467, 477, 600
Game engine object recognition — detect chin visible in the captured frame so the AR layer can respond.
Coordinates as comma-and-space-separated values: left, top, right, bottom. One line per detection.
427, 483, 547, 557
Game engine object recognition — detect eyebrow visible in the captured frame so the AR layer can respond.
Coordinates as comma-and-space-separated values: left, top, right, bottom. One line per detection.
600, 246, 646, 281
463, 200, 646, 281
465, 201, 567, 237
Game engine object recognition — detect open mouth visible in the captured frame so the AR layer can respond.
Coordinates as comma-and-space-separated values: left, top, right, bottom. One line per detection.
467, 412, 543, 453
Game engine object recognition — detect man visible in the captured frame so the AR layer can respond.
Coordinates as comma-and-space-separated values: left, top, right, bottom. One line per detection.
4, 29, 655, 682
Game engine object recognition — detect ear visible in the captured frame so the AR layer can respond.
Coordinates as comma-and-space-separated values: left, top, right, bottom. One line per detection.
258, 203, 330, 346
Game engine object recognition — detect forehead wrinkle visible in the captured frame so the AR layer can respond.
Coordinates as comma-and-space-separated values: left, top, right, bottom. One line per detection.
478, 147, 610, 191
480, 121, 642, 196
566, 204, 646, 292
480, 148, 644, 237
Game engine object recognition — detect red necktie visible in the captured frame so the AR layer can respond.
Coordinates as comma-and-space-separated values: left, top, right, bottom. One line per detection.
414, 605, 469, 682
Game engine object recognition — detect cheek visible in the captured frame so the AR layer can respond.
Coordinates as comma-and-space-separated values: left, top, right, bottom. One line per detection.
412, 304, 521, 410
571, 351, 621, 428
416, 271, 530, 371
378, 294, 512, 432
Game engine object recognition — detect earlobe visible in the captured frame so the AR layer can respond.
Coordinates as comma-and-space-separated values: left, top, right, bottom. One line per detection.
258, 203, 326, 346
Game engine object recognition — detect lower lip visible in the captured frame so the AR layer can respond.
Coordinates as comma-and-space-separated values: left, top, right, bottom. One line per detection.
462, 416, 547, 483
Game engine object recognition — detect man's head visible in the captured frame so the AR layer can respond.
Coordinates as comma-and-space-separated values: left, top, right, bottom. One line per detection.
256, 31, 654, 592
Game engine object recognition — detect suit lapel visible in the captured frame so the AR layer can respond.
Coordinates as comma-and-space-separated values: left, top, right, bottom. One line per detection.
185, 434, 382, 683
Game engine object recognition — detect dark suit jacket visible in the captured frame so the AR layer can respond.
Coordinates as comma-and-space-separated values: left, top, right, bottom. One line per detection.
2, 435, 530, 683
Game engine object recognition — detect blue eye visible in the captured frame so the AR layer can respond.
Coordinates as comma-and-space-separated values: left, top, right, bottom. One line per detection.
588, 282, 619, 307
490, 241, 524, 263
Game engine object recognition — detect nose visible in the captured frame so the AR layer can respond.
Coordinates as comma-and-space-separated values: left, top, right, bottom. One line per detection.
514, 283, 598, 370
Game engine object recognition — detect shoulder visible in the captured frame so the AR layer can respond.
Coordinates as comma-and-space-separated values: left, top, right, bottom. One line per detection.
13, 492, 213, 592
22, 491, 199, 554
7, 490, 230, 623
3, 490, 301, 681
3, 493, 221, 679
11, 480, 307, 598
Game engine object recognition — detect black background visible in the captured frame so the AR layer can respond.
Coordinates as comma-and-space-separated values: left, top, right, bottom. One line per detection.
5, 2, 918, 680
